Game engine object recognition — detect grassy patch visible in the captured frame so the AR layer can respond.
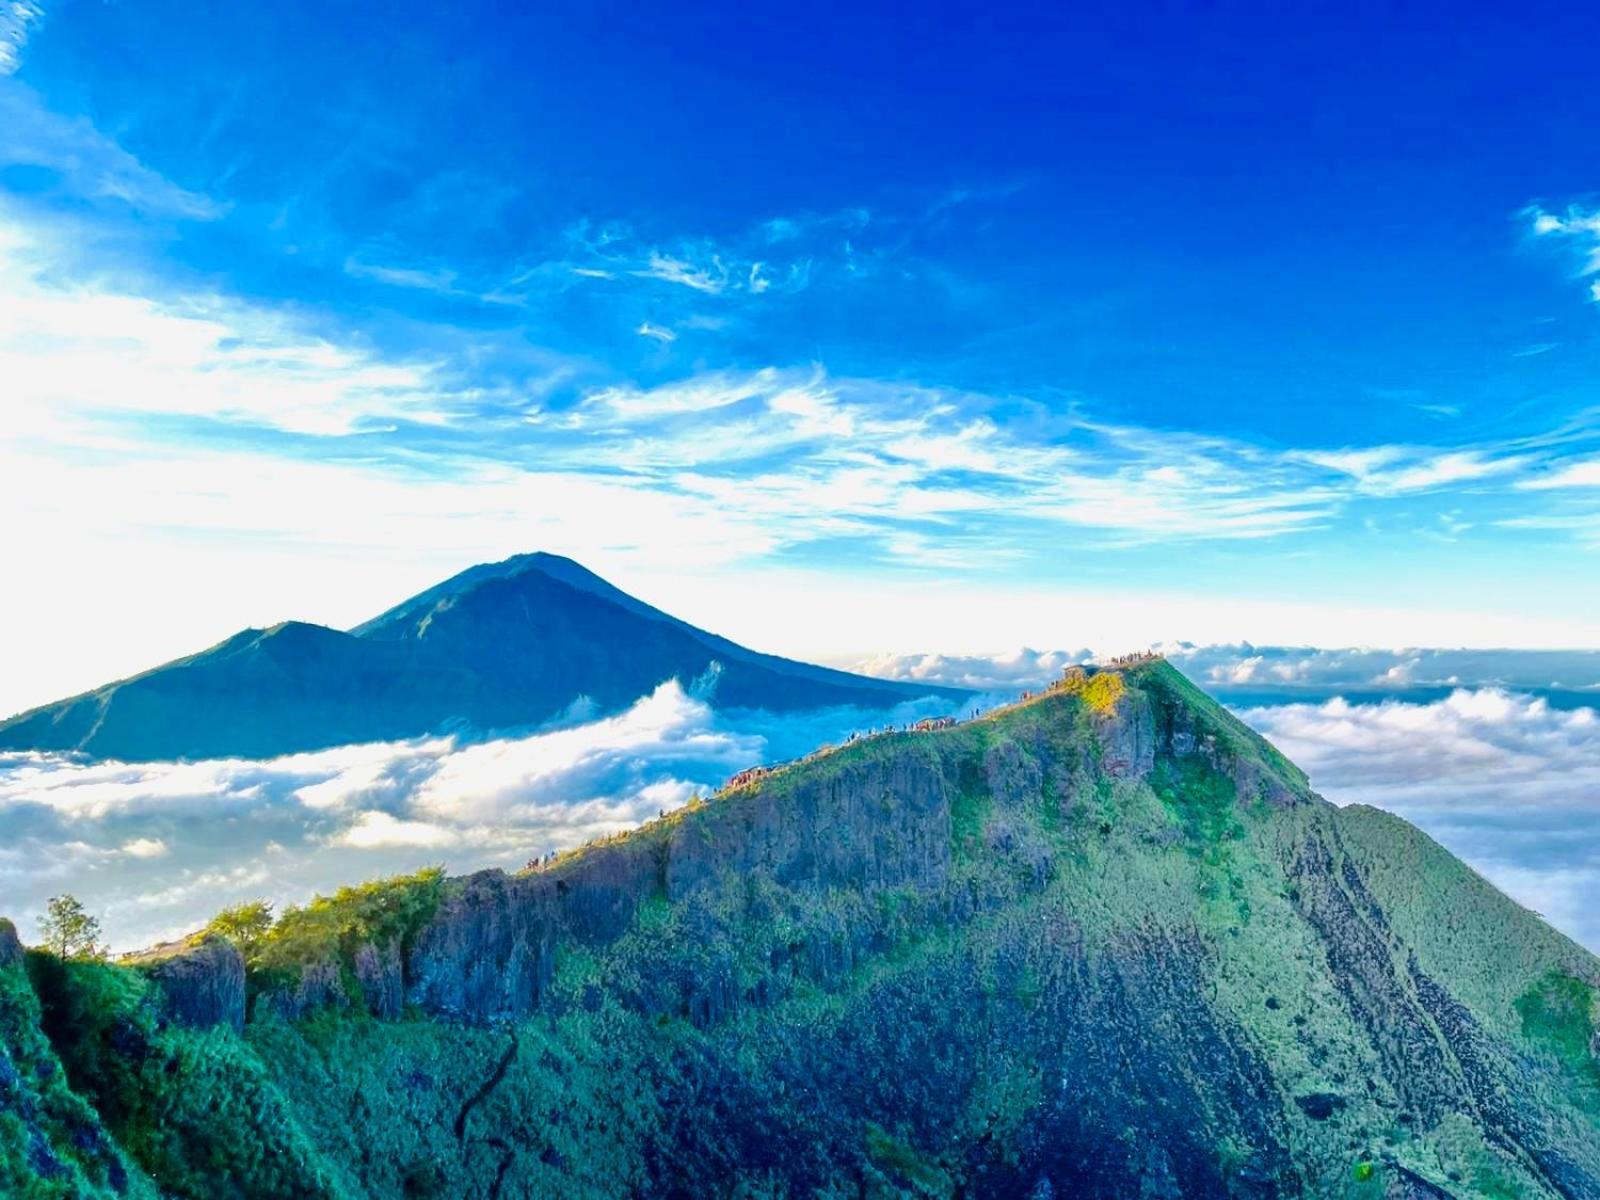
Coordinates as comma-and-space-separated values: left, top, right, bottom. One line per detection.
1515, 970, 1597, 1074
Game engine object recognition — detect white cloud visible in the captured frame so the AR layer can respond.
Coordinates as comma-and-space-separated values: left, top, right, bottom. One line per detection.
343, 257, 460, 294
1518, 459, 1600, 490
1240, 689, 1598, 796
0, 3, 44, 76
0, 207, 455, 436
855, 643, 1600, 697
119, 837, 168, 859
1238, 689, 1600, 950
333, 811, 460, 850
1530, 203, 1600, 291
0, 83, 222, 217
634, 251, 727, 293
557, 216, 834, 303
0, 682, 962, 952
636, 320, 678, 343
1295, 446, 1527, 495
854, 647, 1093, 692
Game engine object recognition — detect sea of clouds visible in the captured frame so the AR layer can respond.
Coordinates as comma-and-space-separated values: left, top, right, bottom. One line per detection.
0, 684, 965, 951
2, 644, 1596, 955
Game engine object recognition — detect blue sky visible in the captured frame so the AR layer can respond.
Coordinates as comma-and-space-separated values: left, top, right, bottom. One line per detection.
6, 1, 1600, 713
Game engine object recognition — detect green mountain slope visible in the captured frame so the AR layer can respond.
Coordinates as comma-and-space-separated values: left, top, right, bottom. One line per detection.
0, 553, 967, 762
2, 660, 1596, 1198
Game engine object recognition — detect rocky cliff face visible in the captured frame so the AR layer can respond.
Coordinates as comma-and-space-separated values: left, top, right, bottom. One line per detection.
407, 743, 956, 1023
3, 660, 1598, 1200
137, 935, 246, 1031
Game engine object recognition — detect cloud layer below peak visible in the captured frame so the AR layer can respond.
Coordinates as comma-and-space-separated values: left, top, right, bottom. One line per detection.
0, 681, 963, 952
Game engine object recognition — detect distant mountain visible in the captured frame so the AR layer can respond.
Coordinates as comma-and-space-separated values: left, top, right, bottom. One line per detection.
4, 659, 1597, 1197
0, 553, 968, 762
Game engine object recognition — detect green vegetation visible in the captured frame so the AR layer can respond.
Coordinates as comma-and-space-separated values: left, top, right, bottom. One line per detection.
1515, 970, 1598, 1073
1, 661, 1597, 1197
863, 1122, 953, 1196
0, 953, 145, 1198
24, 954, 341, 1199
36, 896, 103, 962
204, 901, 274, 961
252, 867, 444, 976
1053, 666, 1127, 716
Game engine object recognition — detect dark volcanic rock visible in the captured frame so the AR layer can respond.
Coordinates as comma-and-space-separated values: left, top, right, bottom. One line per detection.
1293, 1092, 1345, 1121
142, 936, 245, 1031
1092, 686, 1157, 779
408, 744, 953, 1024
407, 872, 557, 1024
257, 957, 349, 1023
355, 938, 405, 1019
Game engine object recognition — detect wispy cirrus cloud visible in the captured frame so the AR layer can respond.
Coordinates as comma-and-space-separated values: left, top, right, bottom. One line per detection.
0, 208, 467, 437
0, 83, 223, 218
557, 215, 829, 301
539, 368, 1600, 550
1529, 203, 1600, 302
1293, 446, 1528, 495
0, 1, 43, 75
343, 256, 461, 295
635, 320, 677, 343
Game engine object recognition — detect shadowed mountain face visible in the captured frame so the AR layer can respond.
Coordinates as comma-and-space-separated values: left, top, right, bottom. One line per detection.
3, 661, 1597, 1198
0, 554, 968, 762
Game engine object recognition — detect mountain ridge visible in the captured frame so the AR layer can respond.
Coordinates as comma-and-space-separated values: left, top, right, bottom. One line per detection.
0, 554, 968, 762
3, 659, 1596, 1198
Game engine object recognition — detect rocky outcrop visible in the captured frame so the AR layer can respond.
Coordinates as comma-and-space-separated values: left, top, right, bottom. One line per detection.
0, 918, 22, 970
407, 872, 558, 1023
408, 743, 954, 1024
1145, 671, 1308, 809
1091, 685, 1157, 779
354, 938, 404, 1019
141, 935, 245, 1031
257, 957, 349, 1023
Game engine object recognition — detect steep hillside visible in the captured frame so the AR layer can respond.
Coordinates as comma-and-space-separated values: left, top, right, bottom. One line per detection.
0, 554, 966, 762
3, 660, 1597, 1198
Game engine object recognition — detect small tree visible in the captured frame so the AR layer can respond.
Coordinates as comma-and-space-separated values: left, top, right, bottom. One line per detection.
38, 894, 104, 960
206, 900, 275, 961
